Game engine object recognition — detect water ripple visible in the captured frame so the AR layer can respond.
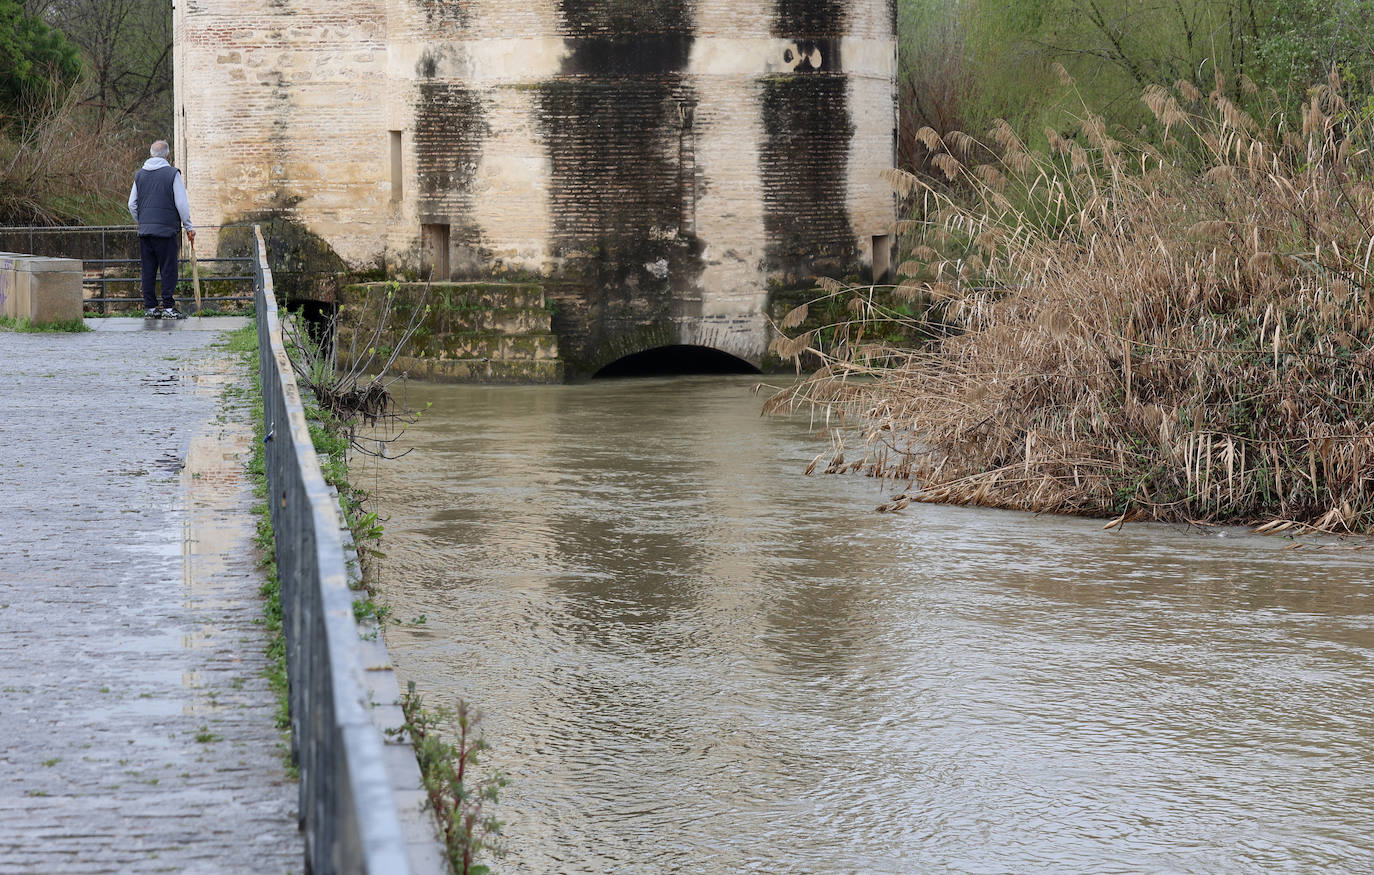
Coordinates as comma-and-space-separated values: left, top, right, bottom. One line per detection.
373, 377, 1374, 873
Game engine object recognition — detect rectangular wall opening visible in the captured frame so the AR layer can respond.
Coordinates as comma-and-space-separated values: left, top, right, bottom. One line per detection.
871, 234, 893, 283
389, 131, 403, 203
421, 223, 450, 280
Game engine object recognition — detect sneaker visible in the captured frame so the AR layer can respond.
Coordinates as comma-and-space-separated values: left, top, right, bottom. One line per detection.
144, 308, 162, 319
161, 307, 188, 320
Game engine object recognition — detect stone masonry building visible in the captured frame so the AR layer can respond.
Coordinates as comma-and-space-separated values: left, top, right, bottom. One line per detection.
174, 0, 897, 371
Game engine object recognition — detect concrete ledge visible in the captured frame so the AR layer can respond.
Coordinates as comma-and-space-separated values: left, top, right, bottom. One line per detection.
341, 500, 448, 874
0, 252, 83, 324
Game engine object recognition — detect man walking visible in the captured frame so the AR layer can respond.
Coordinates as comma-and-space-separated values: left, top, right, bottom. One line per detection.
128, 140, 195, 319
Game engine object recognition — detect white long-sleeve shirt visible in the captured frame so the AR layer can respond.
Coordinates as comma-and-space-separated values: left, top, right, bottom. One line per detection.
127, 157, 195, 232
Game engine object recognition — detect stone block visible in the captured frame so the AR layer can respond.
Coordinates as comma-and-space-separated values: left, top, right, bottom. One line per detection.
436, 306, 550, 335
0, 253, 83, 325
338, 280, 561, 382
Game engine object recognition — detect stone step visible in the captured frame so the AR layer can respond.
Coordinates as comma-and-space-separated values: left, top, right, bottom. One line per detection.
437, 282, 547, 311
437, 331, 561, 361
349, 282, 548, 312
433, 306, 552, 335
389, 354, 564, 384
338, 329, 560, 363
338, 281, 562, 382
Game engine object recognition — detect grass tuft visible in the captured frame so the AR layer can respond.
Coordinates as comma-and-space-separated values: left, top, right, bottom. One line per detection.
220, 324, 295, 769
0, 315, 89, 333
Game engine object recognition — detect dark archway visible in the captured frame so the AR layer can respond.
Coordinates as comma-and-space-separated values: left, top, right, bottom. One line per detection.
593, 344, 761, 378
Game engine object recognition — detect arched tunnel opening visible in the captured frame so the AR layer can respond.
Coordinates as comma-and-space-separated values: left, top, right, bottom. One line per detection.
593, 344, 762, 378
295, 300, 338, 349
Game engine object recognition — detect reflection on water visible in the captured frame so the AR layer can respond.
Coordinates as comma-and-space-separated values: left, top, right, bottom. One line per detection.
371, 376, 1374, 873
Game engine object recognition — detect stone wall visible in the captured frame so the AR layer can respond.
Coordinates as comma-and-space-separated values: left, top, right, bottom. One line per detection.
174, 1, 391, 262
337, 281, 563, 382
176, 0, 896, 371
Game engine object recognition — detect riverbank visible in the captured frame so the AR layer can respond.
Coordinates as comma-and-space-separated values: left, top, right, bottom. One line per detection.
770, 76, 1374, 534
0, 318, 301, 869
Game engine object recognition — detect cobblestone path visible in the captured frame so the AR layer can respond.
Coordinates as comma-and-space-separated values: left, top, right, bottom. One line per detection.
0, 319, 302, 873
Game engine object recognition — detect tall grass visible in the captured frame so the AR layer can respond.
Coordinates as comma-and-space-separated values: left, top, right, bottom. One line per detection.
769, 69, 1374, 534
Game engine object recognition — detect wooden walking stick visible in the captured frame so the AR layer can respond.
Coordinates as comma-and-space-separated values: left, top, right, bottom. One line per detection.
188, 232, 202, 316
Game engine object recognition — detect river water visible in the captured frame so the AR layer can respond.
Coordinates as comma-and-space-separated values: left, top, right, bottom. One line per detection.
369, 376, 1374, 873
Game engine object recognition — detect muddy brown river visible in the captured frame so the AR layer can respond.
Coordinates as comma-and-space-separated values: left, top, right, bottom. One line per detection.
369, 376, 1374, 873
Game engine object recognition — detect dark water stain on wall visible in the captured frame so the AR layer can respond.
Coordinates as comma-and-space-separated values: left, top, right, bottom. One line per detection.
218, 215, 348, 302
555, 0, 693, 35
762, 1, 855, 283
556, 0, 694, 73
537, 0, 703, 371
561, 33, 694, 76
773, 0, 845, 36
413, 78, 490, 276
415, 0, 471, 29
760, 76, 855, 281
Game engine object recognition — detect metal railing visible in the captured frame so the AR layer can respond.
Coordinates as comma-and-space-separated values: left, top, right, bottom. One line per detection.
254, 225, 414, 874
0, 225, 253, 310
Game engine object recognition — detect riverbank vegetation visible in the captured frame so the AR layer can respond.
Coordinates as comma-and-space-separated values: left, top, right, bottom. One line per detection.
771, 66, 1374, 534
2, 0, 171, 224
896, 0, 1374, 175
395, 683, 507, 875
232, 307, 504, 871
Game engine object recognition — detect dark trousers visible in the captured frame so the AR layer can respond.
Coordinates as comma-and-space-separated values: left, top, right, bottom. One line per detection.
139, 234, 180, 309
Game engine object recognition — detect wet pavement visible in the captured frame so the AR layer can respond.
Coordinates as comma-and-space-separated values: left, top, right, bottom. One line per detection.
0, 318, 302, 872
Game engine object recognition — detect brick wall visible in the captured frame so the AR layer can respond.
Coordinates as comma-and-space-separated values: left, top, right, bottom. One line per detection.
177, 0, 895, 370
176, 2, 390, 264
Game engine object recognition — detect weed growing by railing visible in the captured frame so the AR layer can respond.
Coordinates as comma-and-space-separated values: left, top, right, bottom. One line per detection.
769, 69, 1374, 535
282, 282, 430, 459
219, 324, 294, 766
393, 682, 506, 875
277, 302, 503, 859
275, 293, 508, 863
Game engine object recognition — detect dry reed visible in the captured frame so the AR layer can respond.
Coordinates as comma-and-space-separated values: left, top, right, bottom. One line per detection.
768, 72, 1374, 534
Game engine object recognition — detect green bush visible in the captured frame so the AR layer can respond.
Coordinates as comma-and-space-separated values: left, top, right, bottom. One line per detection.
0, 0, 81, 131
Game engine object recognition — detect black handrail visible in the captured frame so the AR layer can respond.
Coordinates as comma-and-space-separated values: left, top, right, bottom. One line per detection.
0, 225, 256, 312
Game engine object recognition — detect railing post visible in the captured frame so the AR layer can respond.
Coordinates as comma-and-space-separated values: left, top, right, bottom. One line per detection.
99, 228, 107, 314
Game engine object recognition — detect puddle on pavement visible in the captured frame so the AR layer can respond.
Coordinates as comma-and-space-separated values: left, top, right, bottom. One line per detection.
178, 389, 254, 742
139, 372, 182, 395
193, 371, 235, 397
